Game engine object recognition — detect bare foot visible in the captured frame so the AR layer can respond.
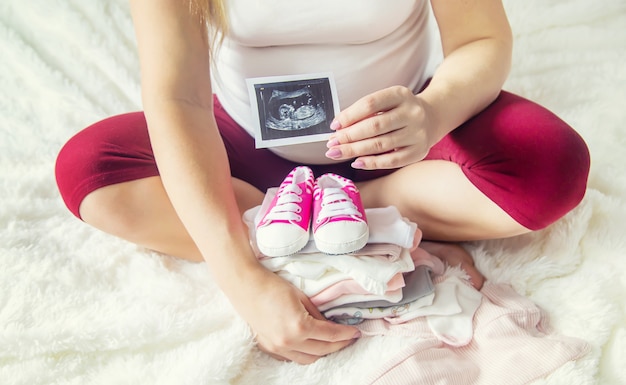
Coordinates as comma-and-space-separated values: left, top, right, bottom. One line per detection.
419, 241, 485, 290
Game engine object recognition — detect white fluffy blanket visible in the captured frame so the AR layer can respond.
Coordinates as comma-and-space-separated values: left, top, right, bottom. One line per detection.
1, 0, 625, 384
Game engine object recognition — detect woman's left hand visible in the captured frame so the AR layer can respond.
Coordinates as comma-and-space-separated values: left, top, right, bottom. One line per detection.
325, 85, 437, 170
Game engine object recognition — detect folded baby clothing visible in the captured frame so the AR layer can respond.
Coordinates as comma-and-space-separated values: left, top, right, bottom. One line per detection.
245, 184, 589, 384
259, 246, 415, 296
323, 265, 437, 324
245, 197, 455, 333
244, 197, 422, 300
309, 272, 405, 307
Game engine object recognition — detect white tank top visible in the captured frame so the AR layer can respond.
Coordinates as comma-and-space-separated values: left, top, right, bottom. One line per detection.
212, 0, 433, 164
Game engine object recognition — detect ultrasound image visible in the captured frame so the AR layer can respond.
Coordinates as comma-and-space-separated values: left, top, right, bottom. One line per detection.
248, 74, 337, 146
265, 87, 326, 131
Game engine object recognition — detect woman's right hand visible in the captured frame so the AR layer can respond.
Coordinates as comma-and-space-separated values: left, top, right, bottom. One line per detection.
233, 267, 361, 364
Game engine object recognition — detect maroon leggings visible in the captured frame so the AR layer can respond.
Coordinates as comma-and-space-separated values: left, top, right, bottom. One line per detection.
55, 92, 590, 230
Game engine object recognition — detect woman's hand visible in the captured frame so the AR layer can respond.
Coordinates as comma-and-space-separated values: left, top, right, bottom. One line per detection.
325, 86, 438, 170
232, 267, 361, 365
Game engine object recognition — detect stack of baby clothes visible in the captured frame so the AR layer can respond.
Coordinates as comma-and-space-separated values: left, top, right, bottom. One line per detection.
242, 167, 592, 381
243, 166, 478, 328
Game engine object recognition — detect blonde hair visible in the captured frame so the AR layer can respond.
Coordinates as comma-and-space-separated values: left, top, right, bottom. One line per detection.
189, 0, 228, 47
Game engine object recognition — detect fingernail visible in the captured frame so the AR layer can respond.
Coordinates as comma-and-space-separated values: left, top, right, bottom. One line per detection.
330, 120, 341, 130
325, 148, 342, 159
326, 138, 339, 148
351, 160, 365, 169
353, 331, 362, 339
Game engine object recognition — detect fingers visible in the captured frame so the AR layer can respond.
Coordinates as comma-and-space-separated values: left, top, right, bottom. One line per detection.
325, 115, 426, 167
300, 292, 362, 345
327, 87, 413, 151
349, 147, 415, 170
327, 123, 403, 157
332, 86, 412, 130
309, 316, 362, 343
257, 318, 360, 364
325, 86, 431, 169
299, 291, 327, 320
329, 109, 402, 146
254, 290, 361, 365
258, 337, 358, 365
327, 106, 412, 159
257, 341, 320, 365
290, 324, 359, 359
301, 334, 359, 358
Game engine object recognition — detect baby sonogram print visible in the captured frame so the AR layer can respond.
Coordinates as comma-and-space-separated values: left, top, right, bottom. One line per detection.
247, 73, 340, 148
266, 87, 326, 131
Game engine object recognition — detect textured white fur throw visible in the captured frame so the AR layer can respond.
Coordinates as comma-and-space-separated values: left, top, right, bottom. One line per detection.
1, 0, 625, 384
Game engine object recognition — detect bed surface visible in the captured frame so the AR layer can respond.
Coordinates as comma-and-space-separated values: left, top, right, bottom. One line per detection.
1, 0, 625, 384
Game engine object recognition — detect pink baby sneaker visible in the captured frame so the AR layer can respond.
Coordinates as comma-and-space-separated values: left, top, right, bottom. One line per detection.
256, 166, 315, 257
312, 173, 369, 254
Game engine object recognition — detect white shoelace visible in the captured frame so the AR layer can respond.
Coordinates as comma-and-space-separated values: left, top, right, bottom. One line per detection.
264, 183, 303, 222
316, 187, 362, 223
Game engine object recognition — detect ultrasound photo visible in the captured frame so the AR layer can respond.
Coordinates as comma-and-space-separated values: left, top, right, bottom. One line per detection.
246, 73, 340, 148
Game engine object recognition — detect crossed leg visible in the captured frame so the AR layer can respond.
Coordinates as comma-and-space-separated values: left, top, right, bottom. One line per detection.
69, 91, 590, 293
79, 175, 264, 263
79, 159, 526, 290
356, 160, 531, 289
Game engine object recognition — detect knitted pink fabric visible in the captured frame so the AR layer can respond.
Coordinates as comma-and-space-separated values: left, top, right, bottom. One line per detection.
358, 282, 589, 385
